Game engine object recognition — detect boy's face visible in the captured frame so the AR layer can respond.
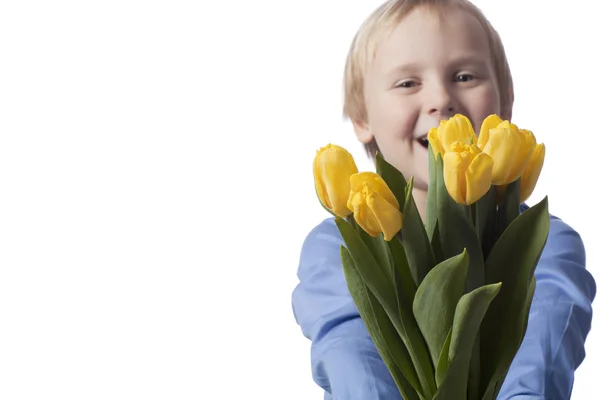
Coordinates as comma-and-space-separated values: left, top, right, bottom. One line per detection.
354, 6, 502, 193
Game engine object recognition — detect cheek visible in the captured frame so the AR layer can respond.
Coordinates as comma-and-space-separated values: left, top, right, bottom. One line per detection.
468, 87, 502, 131
370, 96, 417, 142
369, 110, 424, 177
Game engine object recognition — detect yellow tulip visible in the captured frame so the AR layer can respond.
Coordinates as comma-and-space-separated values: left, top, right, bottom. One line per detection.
478, 120, 537, 185
428, 114, 476, 157
443, 142, 494, 205
519, 143, 546, 203
313, 144, 358, 217
347, 172, 403, 241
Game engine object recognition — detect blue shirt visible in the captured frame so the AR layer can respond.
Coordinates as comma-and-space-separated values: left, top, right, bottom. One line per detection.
292, 206, 596, 399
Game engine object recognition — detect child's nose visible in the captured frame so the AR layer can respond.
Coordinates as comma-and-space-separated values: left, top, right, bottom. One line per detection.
428, 105, 455, 119
425, 84, 457, 118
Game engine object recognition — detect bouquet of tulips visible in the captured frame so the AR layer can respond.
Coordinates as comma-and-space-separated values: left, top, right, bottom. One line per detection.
312, 114, 548, 400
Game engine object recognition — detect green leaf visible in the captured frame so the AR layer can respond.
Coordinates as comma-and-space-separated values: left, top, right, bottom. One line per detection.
402, 177, 437, 285
479, 197, 550, 398
425, 146, 438, 240
355, 223, 395, 295
430, 221, 444, 264
434, 153, 484, 292
387, 238, 417, 306
436, 327, 453, 386
433, 283, 502, 400
495, 179, 521, 239
341, 246, 422, 400
335, 217, 398, 316
335, 217, 437, 399
413, 249, 469, 366
489, 371, 508, 400
488, 276, 538, 400
521, 276, 537, 342
468, 333, 481, 400
475, 186, 498, 260
376, 152, 408, 212
355, 224, 402, 318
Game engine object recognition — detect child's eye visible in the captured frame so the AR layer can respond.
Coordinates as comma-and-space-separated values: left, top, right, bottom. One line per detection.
394, 80, 418, 88
455, 74, 475, 82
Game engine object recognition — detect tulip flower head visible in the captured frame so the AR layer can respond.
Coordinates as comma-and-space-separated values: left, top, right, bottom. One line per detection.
313, 144, 358, 217
347, 172, 403, 241
428, 114, 477, 158
477, 117, 537, 186
443, 141, 494, 205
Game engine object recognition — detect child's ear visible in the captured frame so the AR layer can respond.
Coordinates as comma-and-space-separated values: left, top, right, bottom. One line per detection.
352, 119, 374, 144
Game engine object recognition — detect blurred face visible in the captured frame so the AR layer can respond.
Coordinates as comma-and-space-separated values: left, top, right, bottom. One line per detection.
354, 6, 501, 200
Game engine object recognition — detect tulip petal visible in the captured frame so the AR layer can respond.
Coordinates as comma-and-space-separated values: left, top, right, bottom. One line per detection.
454, 114, 476, 137
478, 114, 503, 149
443, 151, 469, 205
314, 170, 331, 207
428, 127, 444, 157
465, 152, 494, 205
350, 191, 379, 237
509, 129, 537, 182
483, 128, 518, 185
367, 191, 404, 241
349, 172, 399, 210
313, 154, 331, 207
520, 143, 545, 203
441, 114, 475, 152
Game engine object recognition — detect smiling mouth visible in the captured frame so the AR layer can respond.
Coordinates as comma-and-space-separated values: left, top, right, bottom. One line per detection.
416, 135, 429, 149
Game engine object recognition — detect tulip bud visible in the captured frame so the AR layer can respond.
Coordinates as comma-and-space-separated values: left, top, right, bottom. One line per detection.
428, 114, 476, 157
313, 144, 358, 217
346, 172, 403, 241
443, 142, 494, 205
519, 143, 545, 203
478, 120, 537, 186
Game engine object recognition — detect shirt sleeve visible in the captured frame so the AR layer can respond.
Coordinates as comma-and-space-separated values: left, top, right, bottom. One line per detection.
496, 214, 596, 400
291, 217, 403, 400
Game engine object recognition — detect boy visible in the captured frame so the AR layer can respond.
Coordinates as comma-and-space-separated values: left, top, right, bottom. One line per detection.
291, 0, 596, 399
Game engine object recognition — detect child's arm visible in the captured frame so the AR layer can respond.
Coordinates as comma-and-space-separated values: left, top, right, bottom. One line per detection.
497, 215, 596, 400
291, 218, 403, 400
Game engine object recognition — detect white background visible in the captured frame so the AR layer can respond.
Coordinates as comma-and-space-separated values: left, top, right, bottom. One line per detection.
0, 1, 597, 399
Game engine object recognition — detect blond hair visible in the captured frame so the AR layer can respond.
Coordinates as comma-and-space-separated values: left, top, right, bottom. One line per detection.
343, 0, 514, 158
